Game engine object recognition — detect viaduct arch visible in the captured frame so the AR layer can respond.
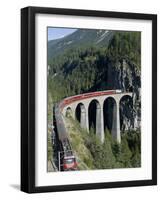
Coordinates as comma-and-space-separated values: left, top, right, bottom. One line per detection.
62, 91, 133, 143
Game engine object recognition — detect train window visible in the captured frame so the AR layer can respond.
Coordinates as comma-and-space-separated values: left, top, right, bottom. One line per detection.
63, 158, 75, 164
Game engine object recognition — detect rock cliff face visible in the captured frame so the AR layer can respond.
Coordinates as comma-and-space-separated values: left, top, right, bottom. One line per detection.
105, 59, 141, 131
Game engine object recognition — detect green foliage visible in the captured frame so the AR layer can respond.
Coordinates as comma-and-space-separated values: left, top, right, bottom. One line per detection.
112, 130, 141, 168
122, 130, 141, 168
117, 137, 132, 168
64, 114, 141, 170
125, 130, 141, 153
47, 91, 54, 162
82, 127, 141, 169
66, 117, 95, 169
102, 137, 116, 169
48, 31, 141, 109
47, 30, 141, 169
108, 32, 141, 68
47, 133, 53, 161
131, 147, 141, 167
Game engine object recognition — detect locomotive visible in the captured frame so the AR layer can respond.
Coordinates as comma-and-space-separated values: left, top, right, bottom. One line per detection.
59, 138, 77, 171
55, 104, 77, 171
62, 155, 77, 171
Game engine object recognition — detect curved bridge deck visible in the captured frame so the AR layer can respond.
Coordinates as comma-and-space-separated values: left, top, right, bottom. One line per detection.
55, 90, 133, 143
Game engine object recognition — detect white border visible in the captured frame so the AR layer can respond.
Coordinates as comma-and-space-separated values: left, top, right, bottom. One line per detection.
35, 14, 152, 186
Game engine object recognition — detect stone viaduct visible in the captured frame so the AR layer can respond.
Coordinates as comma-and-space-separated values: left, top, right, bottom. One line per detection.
61, 90, 132, 143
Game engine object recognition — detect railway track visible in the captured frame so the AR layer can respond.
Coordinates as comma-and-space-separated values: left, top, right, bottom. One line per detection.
54, 103, 77, 171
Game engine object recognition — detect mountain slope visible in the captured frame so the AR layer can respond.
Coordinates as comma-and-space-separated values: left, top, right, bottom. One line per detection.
48, 29, 114, 60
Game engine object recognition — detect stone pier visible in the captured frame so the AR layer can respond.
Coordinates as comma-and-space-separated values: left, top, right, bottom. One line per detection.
96, 103, 104, 143
62, 92, 132, 143
111, 100, 121, 143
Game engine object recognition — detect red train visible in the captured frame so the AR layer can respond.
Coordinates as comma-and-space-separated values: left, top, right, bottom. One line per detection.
62, 155, 77, 171
60, 90, 122, 110
58, 135, 78, 171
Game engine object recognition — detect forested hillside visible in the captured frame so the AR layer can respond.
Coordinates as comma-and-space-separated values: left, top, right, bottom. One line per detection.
65, 116, 141, 169
48, 29, 113, 60
48, 29, 141, 130
47, 28, 141, 170
48, 31, 140, 94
